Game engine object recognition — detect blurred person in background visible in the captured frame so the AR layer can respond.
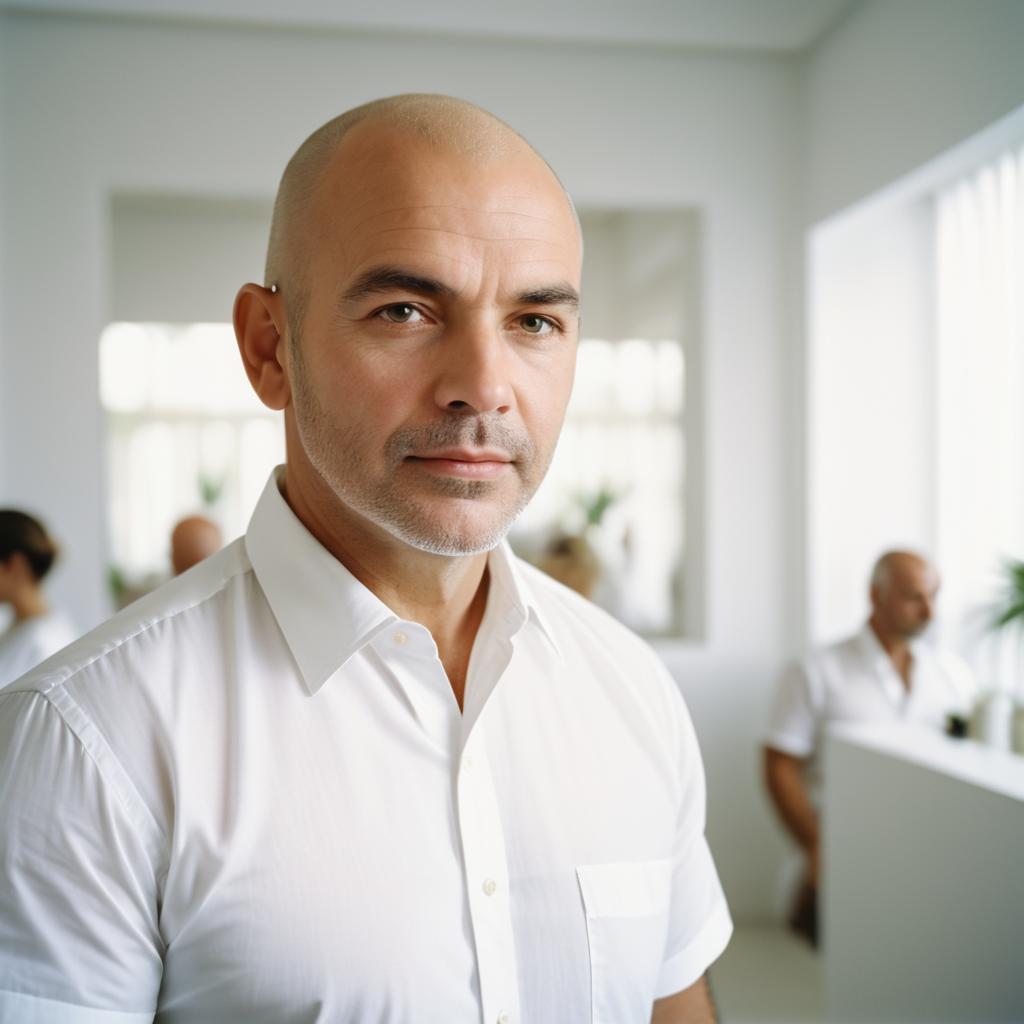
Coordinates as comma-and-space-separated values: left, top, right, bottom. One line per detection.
170, 514, 223, 575
0, 510, 77, 687
763, 549, 976, 945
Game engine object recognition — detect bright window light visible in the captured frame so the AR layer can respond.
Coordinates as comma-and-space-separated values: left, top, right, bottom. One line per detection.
100, 322, 284, 597
935, 141, 1024, 683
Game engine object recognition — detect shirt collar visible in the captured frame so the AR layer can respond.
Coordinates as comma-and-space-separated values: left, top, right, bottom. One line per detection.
245, 470, 397, 696
856, 622, 920, 703
857, 622, 922, 663
245, 470, 561, 695
487, 539, 562, 658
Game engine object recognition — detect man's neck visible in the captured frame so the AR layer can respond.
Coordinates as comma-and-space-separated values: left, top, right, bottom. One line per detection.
281, 471, 491, 710
10, 587, 49, 623
868, 617, 914, 690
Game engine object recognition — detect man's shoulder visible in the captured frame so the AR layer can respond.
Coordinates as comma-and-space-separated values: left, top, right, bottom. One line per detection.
921, 642, 977, 692
513, 555, 671, 685
2, 538, 253, 702
802, 629, 864, 670
513, 556, 694, 755
516, 556, 650, 643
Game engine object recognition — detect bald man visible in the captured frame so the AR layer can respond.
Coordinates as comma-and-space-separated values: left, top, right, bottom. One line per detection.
170, 514, 223, 575
763, 550, 976, 945
0, 96, 731, 1022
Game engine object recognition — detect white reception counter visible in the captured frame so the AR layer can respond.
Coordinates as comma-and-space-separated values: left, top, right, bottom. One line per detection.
823, 722, 1024, 1023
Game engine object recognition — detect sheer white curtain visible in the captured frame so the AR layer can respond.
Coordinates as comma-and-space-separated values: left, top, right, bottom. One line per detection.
936, 143, 1024, 686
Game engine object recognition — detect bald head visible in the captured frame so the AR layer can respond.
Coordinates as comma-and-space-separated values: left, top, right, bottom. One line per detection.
234, 92, 583, 560
869, 550, 938, 641
171, 516, 223, 576
265, 94, 576, 325
870, 550, 934, 596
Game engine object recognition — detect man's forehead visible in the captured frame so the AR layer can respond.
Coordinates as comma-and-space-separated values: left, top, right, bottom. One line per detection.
313, 124, 578, 241
310, 190, 580, 294
892, 557, 938, 587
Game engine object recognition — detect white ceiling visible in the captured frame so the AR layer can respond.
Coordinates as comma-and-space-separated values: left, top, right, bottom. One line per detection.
0, 0, 855, 52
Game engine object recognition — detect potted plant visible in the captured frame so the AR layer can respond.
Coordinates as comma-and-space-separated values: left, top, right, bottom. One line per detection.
538, 487, 622, 600
984, 559, 1024, 752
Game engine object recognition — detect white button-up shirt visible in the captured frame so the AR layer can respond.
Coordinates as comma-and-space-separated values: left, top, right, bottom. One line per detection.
766, 625, 976, 768
0, 473, 731, 1023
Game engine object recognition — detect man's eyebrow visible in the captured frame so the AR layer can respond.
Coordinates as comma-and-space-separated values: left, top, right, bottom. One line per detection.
517, 284, 580, 310
341, 267, 580, 312
341, 267, 456, 304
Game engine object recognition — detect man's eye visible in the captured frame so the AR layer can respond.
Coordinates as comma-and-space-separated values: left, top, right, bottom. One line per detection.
520, 314, 555, 335
379, 304, 422, 324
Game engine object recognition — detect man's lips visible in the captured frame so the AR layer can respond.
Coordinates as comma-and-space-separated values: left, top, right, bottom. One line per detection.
405, 449, 513, 479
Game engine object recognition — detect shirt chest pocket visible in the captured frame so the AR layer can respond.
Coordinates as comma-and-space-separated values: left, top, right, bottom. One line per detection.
576, 859, 673, 1024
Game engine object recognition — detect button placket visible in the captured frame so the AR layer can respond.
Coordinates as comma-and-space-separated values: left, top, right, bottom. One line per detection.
457, 733, 520, 1024
376, 624, 460, 754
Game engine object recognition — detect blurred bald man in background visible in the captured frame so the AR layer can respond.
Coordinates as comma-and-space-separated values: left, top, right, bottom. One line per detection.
0, 95, 731, 1022
763, 550, 976, 944
170, 514, 223, 575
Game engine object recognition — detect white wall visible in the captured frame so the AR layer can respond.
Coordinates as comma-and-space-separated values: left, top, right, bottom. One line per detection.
806, 200, 935, 645
0, 12, 800, 921
110, 195, 272, 323
803, 0, 1024, 225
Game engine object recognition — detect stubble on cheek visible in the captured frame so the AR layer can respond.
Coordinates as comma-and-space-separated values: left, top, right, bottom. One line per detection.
290, 367, 556, 551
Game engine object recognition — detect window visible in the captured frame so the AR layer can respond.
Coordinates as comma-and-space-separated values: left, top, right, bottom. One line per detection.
100, 322, 283, 595
508, 209, 701, 637
511, 336, 686, 635
935, 141, 1024, 678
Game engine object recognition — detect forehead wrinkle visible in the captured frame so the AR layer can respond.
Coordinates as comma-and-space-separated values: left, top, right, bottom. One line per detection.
353, 202, 564, 222
349, 208, 573, 241
348, 246, 475, 277
362, 226, 572, 247
507, 256, 582, 272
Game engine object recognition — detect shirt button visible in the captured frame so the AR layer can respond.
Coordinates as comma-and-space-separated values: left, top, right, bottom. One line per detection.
393, 631, 408, 646
497, 1013, 510, 1024
482, 877, 497, 896
462, 754, 475, 771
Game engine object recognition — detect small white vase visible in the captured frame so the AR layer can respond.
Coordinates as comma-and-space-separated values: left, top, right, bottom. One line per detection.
973, 690, 1014, 751
1011, 701, 1024, 756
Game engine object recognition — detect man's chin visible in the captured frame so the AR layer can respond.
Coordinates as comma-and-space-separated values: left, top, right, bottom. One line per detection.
379, 507, 514, 558
394, 526, 506, 558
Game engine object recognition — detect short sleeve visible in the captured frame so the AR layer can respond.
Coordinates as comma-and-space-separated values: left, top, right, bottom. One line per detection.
0, 689, 164, 1020
654, 682, 733, 998
764, 659, 820, 758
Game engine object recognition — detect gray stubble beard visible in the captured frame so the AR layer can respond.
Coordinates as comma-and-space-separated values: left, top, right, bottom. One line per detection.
289, 347, 549, 556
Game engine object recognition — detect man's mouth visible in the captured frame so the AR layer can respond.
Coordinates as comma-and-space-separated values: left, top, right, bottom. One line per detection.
405, 449, 513, 479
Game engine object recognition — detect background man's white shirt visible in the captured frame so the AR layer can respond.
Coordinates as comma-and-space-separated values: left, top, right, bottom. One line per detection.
766, 625, 976, 777
0, 472, 731, 1023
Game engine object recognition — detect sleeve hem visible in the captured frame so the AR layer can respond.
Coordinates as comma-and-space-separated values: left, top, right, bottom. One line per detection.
763, 733, 814, 758
654, 899, 734, 998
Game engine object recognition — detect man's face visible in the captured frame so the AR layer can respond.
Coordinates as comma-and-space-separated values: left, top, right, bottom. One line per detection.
872, 557, 939, 639
282, 125, 581, 556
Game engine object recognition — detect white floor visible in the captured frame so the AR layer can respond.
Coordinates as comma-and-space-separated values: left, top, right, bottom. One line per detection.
708, 924, 825, 1023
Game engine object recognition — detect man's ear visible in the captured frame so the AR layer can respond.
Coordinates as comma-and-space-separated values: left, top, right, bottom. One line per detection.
233, 284, 291, 411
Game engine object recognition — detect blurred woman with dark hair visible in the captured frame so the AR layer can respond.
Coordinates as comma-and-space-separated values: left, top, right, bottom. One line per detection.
0, 510, 77, 686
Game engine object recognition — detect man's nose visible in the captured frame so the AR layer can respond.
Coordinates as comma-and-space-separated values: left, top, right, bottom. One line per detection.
433, 323, 513, 415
